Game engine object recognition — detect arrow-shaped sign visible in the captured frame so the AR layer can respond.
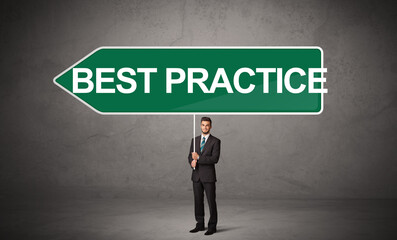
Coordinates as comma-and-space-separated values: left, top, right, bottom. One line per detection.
54, 46, 326, 115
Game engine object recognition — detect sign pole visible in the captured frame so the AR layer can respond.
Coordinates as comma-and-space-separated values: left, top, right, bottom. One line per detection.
193, 114, 196, 170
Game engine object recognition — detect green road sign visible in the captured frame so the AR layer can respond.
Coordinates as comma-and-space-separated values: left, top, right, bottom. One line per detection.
54, 47, 327, 115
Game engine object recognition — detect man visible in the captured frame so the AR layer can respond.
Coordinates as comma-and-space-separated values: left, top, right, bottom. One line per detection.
188, 117, 221, 235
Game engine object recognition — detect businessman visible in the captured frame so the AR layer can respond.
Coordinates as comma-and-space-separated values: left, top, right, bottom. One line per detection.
188, 117, 221, 235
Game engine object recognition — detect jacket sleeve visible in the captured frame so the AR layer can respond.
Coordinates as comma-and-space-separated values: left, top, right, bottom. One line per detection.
197, 139, 221, 165
188, 138, 194, 168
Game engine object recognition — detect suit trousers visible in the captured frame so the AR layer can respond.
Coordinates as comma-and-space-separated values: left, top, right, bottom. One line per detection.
193, 179, 218, 230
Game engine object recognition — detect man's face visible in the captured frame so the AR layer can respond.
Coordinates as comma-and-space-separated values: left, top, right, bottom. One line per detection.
201, 121, 212, 134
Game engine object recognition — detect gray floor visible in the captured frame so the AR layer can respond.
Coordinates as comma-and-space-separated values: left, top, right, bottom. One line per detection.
2, 197, 396, 240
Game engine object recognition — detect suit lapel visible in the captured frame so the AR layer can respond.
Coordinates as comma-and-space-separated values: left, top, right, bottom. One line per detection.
195, 136, 201, 153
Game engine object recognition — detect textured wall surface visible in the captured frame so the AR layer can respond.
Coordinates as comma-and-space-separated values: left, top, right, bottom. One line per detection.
0, 0, 396, 199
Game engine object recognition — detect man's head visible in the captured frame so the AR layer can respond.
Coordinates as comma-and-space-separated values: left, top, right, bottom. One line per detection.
200, 117, 212, 135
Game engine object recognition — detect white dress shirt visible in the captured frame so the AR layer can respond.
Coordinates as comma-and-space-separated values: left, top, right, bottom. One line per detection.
201, 133, 210, 144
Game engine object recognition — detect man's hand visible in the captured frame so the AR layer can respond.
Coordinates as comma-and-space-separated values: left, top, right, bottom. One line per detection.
192, 152, 199, 160
191, 160, 197, 168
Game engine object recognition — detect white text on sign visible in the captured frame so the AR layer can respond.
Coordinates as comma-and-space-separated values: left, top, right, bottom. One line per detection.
73, 67, 327, 94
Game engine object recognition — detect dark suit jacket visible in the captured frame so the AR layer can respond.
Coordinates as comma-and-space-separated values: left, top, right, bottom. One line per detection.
188, 134, 221, 182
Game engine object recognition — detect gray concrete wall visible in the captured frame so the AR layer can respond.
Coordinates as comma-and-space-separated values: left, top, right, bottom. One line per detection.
0, 0, 396, 199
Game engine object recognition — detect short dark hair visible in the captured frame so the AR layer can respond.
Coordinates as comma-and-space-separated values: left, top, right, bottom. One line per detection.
201, 117, 212, 126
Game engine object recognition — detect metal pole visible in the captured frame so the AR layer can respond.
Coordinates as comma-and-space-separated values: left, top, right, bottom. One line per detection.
193, 114, 196, 170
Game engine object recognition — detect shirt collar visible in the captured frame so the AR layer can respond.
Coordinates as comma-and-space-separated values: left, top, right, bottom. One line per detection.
201, 133, 210, 139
